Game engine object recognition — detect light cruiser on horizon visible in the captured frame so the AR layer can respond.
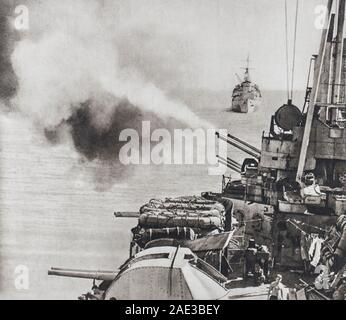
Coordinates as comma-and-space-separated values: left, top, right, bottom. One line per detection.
230, 57, 262, 113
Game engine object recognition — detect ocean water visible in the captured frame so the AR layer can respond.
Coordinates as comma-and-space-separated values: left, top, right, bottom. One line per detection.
0, 90, 304, 299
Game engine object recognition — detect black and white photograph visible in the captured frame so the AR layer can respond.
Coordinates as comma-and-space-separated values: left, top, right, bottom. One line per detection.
0, 0, 346, 302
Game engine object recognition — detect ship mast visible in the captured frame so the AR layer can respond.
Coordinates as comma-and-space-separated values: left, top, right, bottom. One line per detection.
331, 0, 345, 104
296, 0, 344, 185
243, 55, 251, 82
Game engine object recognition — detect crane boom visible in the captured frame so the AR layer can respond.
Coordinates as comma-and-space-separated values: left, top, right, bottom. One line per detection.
296, 0, 335, 185
235, 73, 242, 83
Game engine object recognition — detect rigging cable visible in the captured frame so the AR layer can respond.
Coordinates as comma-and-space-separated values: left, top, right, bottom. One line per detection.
284, 0, 290, 101
291, 0, 300, 100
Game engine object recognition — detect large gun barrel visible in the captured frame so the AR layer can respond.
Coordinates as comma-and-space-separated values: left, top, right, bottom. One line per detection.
221, 155, 242, 169
114, 212, 140, 218
227, 133, 261, 154
51, 267, 118, 273
48, 267, 118, 281
217, 156, 241, 173
216, 132, 260, 159
217, 155, 242, 170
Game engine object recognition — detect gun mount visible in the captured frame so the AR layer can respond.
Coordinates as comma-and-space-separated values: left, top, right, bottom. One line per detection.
215, 0, 346, 270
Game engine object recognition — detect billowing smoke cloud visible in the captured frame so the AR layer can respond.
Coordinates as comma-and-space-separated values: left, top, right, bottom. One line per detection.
42, 93, 185, 189
9, 0, 211, 187
67, 98, 161, 162
0, 1, 18, 102
45, 94, 182, 162
12, 0, 212, 124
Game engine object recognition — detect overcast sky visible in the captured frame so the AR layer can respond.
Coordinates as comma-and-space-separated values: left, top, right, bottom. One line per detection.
109, 0, 326, 91
13, 0, 328, 97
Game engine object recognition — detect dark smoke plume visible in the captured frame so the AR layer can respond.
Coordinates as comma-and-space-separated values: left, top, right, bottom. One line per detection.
67, 98, 170, 162
45, 93, 184, 163
0, 1, 18, 101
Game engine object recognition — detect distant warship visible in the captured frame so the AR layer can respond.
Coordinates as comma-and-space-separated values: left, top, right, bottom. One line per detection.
231, 57, 262, 113
48, 0, 346, 300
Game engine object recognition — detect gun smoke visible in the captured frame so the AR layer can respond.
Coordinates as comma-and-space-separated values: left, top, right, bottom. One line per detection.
44, 94, 183, 162
0, 1, 18, 103
4, 0, 213, 187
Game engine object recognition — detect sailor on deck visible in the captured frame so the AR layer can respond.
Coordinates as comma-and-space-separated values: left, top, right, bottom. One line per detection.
268, 275, 284, 300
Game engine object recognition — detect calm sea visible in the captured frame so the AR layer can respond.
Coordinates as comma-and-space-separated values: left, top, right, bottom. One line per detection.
0, 90, 304, 299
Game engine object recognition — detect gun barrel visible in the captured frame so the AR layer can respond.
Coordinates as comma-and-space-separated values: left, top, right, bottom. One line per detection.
227, 158, 241, 169
217, 158, 241, 173
217, 155, 242, 169
114, 212, 140, 218
48, 268, 118, 281
51, 267, 119, 274
227, 133, 261, 154
216, 132, 260, 159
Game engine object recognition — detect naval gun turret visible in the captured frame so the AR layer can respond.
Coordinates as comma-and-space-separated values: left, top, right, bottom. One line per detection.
48, 246, 230, 300
215, 0, 346, 269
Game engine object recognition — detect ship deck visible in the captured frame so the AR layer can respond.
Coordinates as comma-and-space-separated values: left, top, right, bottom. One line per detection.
224, 270, 321, 300
225, 279, 269, 300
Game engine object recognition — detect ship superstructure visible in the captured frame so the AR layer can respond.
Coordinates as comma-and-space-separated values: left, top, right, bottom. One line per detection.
231, 57, 262, 113
215, 0, 346, 287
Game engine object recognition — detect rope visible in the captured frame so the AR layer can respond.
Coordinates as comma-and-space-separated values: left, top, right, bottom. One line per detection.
221, 251, 233, 273
284, 0, 290, 101
284, 0, 300, 101
291, 0, 300, 100
287, 218, 328, 234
